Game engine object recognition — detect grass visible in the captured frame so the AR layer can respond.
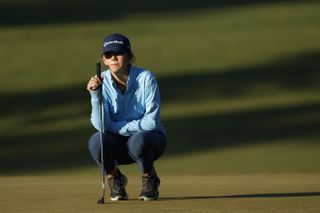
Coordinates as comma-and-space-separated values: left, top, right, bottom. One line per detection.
0, 1, 320, 91
0, 0, 319, 173
0, 1, 320, 211
0, 173, 320, 213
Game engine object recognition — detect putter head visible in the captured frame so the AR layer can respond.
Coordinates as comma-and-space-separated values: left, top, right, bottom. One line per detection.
97, 197, 105, 204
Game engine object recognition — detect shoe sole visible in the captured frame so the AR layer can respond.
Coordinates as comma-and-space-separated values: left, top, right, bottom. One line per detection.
110, 195, 129, 201
139, 196, 158, 201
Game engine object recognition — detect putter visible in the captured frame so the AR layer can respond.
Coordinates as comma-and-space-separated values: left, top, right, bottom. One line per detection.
96, 62, 106, 204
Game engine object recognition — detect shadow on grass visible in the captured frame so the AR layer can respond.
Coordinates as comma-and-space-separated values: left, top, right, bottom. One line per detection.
160, 192, 320, 200
159, 51, 320, 103
0, 0, 311, 26
0, 51, 319, 117
0, 51, 319, 174
164, 102, 320, 155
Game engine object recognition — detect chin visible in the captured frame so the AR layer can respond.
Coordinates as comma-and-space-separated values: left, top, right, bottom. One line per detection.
109, 65, 119, 69
110, 68, 122, 74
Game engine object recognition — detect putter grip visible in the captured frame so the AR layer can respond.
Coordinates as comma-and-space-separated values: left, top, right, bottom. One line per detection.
96, 62, 102, 103
96, 62, 102, 81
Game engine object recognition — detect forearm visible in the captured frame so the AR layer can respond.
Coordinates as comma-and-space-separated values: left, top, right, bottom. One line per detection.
109, 103, 160, 136
90, 91, 102, 131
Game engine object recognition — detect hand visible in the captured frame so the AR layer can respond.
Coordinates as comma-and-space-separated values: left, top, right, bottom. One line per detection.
87, 75, 102, 92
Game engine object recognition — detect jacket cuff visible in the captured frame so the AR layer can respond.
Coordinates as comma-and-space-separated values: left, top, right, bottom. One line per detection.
90, 90, 99, 101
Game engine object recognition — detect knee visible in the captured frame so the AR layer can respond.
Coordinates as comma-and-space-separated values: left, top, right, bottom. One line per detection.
127, 131, 151, 155
88, 132, 100, 154
128, 130, 166, 158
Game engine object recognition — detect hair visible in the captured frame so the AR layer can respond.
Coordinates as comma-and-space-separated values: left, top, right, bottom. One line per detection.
127, 50, 136, 64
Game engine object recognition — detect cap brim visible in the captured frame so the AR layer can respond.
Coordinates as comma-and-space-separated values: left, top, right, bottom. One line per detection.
102, 44, 127, 55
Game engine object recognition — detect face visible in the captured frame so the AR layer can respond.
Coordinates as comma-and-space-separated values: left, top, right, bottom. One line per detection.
102, 51, 129, 74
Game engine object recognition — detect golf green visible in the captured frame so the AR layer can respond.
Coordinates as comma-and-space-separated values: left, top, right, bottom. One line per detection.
1, 173, 319, 212
1, 1, 320, 212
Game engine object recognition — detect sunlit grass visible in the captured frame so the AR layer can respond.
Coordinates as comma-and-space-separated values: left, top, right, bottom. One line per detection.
154, 137, 320, 174
0, 1, 319, 92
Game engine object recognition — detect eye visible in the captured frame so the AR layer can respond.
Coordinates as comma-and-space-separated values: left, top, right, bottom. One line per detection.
104, 52, 122, 59
104, 53, 113, 59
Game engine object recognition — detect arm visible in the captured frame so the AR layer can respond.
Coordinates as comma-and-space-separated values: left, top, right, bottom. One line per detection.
89, 70, 112, 132
90, 91, 102, 131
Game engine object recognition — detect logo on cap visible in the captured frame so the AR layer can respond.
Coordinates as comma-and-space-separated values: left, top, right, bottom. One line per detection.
103, 40, 124, 47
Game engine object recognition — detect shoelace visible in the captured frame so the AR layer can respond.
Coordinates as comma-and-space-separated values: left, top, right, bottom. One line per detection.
143, 176, 158, 192
110, 176, 125, 192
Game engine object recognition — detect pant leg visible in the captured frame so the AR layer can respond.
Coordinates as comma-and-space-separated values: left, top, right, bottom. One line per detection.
127, 130, 167, 173
88, 132, 135, 174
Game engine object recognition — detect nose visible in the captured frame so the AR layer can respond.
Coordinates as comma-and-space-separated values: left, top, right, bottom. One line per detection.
110, 55, 117, 60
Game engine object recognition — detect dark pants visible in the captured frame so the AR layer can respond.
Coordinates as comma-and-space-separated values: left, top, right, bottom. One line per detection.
88, 130, 167, 174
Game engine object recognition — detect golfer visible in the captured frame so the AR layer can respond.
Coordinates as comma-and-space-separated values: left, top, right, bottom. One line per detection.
87, 33, 167, 201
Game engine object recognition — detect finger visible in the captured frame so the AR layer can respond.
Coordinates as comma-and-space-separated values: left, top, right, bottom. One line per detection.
87, 81, 98, 91
87, 84, 95, 91
94, 75, 103, 83
89, 77, 101, 85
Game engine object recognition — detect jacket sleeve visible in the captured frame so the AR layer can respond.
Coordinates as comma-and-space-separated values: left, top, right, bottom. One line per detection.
108, 76, 162, 136
90, 90, 112, 133
90, 91, 103, 131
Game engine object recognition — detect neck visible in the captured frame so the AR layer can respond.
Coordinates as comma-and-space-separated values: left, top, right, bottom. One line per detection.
111, 64, 130, 93
112, 64, 130, 83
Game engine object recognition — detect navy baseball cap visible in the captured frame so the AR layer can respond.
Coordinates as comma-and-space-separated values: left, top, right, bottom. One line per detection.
102, 33, 131, 55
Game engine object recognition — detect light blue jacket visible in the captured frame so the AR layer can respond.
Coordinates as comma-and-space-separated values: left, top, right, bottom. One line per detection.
90, 65, 165, 136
